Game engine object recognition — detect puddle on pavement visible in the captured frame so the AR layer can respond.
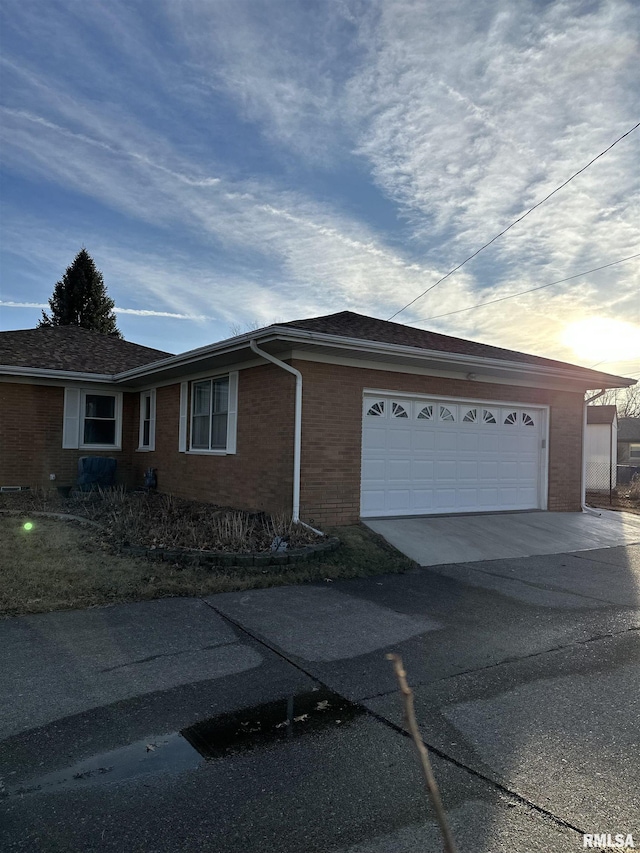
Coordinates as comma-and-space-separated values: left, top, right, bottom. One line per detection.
7, 732, 201, 797
182, 686, 364, 759
7, 687, 364, 797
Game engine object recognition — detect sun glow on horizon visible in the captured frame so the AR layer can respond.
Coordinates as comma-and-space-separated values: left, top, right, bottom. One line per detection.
561, 317, 640, 365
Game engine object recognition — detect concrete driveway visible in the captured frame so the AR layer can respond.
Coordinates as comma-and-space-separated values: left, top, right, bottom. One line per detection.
1, 537, 639, 851
364, 509, 640, 565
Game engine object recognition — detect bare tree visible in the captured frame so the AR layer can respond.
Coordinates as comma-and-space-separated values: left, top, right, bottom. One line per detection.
587, 384, 640, 418
228, 317, 284, 337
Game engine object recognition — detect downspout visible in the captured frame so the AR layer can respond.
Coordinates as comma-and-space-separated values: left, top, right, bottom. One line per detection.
582, 390, 607, 517
249, 340, 324, 536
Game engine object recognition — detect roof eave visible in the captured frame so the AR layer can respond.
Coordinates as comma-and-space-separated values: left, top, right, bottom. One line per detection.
112, 325, 635, 389
276, 330, 634, 387
0, 365, 115, 383
3, 326, 634, 389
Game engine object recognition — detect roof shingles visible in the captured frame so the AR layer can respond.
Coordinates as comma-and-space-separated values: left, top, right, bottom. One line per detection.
280, 311, 629, 382
0, 327, 171, 375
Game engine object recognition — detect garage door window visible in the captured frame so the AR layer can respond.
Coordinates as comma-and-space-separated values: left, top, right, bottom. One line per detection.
366, 400, 385, 417
439, 405, 456, 422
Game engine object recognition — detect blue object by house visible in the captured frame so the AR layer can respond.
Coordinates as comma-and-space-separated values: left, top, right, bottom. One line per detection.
77, 457, 117, 490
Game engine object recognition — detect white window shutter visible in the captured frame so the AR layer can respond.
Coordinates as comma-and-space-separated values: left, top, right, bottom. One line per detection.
149, 389, 156, 451
178, 382, 188, 452
226, 371, 238, 454
62, 388, 81, 449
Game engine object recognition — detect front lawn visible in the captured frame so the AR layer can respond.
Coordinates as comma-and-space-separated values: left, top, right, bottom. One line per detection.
0, 514, 415, 617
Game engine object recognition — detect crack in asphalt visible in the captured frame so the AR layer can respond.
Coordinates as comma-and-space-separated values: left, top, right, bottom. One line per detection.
98, 639, 240, 673
200, 597, 586, 839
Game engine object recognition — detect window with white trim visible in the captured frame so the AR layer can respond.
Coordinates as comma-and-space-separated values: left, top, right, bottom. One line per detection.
138, 390, 156, 451
186, 373, 238, 454
630, 443, 640, 459
62, 388, 123, 450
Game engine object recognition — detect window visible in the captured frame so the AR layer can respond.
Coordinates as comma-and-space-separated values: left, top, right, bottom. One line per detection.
178, 373, 237, 454
366, 400, 385, 417
391, 401, 408, 418
138, 390, 156, 451
62, 388, 122, 449
630, 443, 640, 459
84, 394, 116, 444
417, 404, 433, 420
439, 405, 456, 422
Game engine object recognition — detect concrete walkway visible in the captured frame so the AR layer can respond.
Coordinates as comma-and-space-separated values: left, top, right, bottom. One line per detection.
364, 509, 640, 566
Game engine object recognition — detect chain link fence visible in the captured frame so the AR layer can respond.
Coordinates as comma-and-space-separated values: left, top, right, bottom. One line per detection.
585, 455, 615, 504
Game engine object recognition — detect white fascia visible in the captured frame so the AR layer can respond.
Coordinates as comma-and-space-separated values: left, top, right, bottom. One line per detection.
274, 330, 634, 387
0, 365, 114, 383
112, 326, 634, 389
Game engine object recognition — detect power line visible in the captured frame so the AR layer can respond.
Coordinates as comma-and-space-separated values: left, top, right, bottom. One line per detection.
590, 358, 640, 368
388, 121, 640, 321
411, 253, 640, 322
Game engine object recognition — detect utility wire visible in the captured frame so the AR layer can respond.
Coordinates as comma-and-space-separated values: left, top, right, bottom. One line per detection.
412, 253, 640, 322
388, 121, 640, 321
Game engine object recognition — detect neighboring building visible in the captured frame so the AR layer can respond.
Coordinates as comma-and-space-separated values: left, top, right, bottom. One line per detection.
1, 312, 636, 526
585, 405, 617, 491
617, 417, 640, 484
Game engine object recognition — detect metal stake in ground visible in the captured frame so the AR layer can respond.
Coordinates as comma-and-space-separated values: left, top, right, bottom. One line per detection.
387, 653, 458, 853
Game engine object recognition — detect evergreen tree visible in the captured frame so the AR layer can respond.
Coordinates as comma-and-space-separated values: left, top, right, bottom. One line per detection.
38, 249, 122, 337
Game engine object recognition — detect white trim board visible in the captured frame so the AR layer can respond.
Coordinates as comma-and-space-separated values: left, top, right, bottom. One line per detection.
291, 350, 590, 392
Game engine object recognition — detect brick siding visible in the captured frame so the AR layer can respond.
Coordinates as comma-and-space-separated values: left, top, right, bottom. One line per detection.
1, 361, 585, 526
129, 363, 295, 513
0, 382, 136, 490
293, 361, 585, 526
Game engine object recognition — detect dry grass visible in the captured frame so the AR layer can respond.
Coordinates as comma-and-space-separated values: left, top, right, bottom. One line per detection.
0, 516, 415, 617
587, 476, 640, 516
0, 489, 319, 552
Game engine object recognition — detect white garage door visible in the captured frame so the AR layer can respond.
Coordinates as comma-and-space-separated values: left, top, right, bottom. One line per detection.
361, 395, 546, 517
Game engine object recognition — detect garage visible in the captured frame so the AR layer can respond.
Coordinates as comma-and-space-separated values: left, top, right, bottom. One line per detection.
361, 393, 548, 517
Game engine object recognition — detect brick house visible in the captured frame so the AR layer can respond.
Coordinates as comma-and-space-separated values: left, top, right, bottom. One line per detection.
1, 312, 634, 526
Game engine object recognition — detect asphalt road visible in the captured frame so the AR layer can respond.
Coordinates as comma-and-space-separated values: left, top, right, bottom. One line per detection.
1, 543, 639, 852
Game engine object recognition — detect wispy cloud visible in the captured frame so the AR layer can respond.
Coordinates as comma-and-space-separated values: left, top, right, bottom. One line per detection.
0, 301, 214, 321
1, 0, 638, 365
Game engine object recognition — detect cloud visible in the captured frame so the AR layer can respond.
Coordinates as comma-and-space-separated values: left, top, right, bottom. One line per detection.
348, 1, 640, 268
1, 0, 638, 365
0, 300, 213, 321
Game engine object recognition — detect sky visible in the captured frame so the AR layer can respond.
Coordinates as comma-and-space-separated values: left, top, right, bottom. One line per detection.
0, 0, 639, 379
